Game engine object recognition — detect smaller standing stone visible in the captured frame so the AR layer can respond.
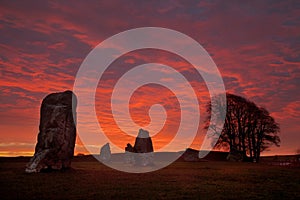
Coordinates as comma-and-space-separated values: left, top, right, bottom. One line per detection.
125, 143, 135, 164
134, 129, 154, 153
134, 129, 154, 166
124, 129, 154, 166
99, 143, 111, 162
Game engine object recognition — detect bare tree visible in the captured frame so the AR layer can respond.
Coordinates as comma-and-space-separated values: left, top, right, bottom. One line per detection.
205, 93, 280, 162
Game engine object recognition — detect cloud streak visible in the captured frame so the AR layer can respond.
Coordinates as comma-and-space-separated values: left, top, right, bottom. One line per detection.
0, 0, 299, 156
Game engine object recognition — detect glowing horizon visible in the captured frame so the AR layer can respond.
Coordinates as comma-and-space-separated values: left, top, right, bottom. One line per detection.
1, 1, 300, 157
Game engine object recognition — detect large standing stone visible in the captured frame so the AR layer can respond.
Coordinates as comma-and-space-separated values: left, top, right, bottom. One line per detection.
99, 143, 111, 162
25, 90, 77, 173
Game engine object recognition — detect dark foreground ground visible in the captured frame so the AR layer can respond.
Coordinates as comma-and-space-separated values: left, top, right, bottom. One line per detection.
1, 156, 300, 200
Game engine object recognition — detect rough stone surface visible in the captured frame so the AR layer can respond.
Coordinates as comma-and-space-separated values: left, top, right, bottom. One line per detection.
124, 129, 154, 166
25, 90, 77, 173
99, 143, 111, 162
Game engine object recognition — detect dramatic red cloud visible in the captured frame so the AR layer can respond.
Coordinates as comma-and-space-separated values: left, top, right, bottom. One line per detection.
0, 0, 299, 156
96, 83, 181, 150
91, 49, 210, 152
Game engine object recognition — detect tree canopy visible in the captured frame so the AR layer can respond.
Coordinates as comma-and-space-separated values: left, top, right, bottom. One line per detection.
205, 93, 280, 162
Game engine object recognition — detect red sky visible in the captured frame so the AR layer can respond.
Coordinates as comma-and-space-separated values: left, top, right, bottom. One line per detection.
0, 0, 300, 156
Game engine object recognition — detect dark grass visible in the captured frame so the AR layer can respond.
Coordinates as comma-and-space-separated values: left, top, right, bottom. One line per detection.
1, 157, 300, 200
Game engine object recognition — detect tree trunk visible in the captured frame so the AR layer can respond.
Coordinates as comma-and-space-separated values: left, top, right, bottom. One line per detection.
247, 128, 253, 159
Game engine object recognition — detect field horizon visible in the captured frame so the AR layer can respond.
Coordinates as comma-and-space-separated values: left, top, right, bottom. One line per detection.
2, 149, 299, 158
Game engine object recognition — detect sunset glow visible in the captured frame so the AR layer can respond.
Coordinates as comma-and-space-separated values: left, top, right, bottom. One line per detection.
1, 1, 299, 156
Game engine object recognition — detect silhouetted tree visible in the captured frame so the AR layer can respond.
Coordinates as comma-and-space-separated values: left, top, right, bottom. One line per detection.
205, 93, 280, 162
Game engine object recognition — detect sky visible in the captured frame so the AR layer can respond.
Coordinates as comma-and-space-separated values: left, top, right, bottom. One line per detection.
0, 0, 299, 156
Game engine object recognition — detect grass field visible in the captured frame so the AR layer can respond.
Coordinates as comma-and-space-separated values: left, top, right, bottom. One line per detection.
1, 156, 300, 200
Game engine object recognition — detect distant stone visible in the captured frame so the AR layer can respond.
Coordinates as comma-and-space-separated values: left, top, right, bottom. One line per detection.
125, 143, 135, 152
125, 143, 135, 164
124, 129, 154, 166
182, 148, 201, 162
227, 148, 243, 162
25, 90, 77, 173
99, 143, 111, 162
